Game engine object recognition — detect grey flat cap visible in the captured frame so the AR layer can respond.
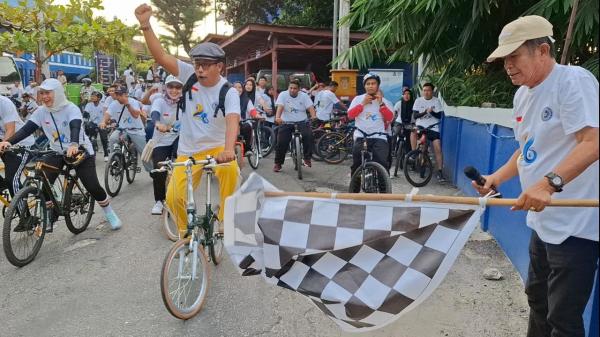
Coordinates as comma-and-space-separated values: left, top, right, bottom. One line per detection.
189, 42, 226, 60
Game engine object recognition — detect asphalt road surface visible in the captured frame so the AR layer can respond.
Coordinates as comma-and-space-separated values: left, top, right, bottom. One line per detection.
0, 155, 528, 337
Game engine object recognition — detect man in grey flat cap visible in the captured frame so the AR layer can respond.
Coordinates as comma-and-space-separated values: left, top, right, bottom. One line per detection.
135, 3, 240, 236
473, 15, 599, 337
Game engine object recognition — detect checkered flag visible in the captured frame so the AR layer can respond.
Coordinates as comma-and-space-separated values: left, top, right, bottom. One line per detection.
225, 173, 484, 332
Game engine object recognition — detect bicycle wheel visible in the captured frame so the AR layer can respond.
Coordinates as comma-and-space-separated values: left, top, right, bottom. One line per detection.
2, 185, 47, 267
162, 205, 179, 242
295, 136, 303, 180
125, 150, 137, 184
259, 125, 275, 158
208, 208, 224, 265
161, 238, 210, 320
234, 144, 244, 169
63, 178, 94, 234
104, 152, 124, 197
311, 129, 326, 161
404, 150, 433, 187
318, 133, 349, 164
349, 162, 392, 193
393, 141, 406, 177
246, 136, 260, 169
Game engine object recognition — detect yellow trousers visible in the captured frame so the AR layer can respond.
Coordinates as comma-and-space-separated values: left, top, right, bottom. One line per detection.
165, 146, 239, 236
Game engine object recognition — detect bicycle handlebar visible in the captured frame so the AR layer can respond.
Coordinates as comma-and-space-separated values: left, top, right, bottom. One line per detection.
355, 128, 388, 138
151, 156, 230, 173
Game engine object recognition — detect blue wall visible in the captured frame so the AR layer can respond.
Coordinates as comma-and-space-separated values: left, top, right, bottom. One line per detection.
442, 116, 599, 337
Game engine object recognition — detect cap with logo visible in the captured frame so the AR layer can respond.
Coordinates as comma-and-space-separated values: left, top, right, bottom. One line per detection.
189, 42, 226, 61
165, 75, 183, 85
487, 15, 553, 62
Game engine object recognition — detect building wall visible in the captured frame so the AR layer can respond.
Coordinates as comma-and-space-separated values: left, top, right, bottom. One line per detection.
441, 106, 599, 337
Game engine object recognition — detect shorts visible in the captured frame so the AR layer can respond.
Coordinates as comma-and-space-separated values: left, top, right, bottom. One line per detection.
426, 130, 440, 141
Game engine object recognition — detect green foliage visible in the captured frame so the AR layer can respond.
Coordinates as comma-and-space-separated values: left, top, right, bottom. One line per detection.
0, 0, 137, 79
150, 0, 211, 53
218, 0, 335, 29
427, 68, 517, 108
337, 0, 599, 106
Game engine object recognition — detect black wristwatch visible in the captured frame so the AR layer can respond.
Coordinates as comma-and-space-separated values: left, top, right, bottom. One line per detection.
544, 172, 564, 192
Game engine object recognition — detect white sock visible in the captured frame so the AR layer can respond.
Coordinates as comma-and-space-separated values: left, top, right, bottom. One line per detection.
101, 204, 114, 214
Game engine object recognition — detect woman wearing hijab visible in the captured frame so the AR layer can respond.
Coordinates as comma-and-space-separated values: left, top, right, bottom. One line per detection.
148, 75, 182, 215
0, 79, 122, 231
239, 79, 259, 155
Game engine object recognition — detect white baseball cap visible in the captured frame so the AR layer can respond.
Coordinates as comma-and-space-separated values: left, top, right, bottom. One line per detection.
39, 78, 63, 91
165, 75, 183, 85
487, 15, 554, 62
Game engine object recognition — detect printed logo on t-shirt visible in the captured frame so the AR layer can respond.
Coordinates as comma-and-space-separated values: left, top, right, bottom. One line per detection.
519, 137, 537, 165
52, 131, 68, 144
62, 120, 68, 128
541, 107, 553, 121
193, 103, 209, 124
365, 111, 378, 121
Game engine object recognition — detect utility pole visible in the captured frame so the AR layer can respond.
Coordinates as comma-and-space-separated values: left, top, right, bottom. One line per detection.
36, 11, 50, 82
214, 0, 218, 35
337, 0, 350, 69
332, 0, 339, 69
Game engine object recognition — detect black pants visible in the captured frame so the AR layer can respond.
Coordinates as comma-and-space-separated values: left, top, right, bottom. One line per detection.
150, 140, 178, 202
1, 150, 31, 197
351, 138, 390, 176
85, 124, 109, 155
42, 154, 108, 203
274, 122, 313, 165
240, 122, 253, 152
526, 231, 599, 337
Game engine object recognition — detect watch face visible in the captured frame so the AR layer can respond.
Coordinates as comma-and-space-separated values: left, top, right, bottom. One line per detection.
552, 176, 562, 185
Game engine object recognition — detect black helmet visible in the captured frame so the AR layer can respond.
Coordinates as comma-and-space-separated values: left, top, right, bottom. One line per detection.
64, 149, 89, 167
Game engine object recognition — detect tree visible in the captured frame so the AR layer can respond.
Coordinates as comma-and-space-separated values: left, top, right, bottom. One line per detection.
150, 0, 211, 54
218, 0, 335, 29
218, 0, 283, 30
0, 0, 137, 82
337, 0, 599, 90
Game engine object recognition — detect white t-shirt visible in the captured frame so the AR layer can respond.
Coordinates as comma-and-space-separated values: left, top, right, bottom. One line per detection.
10, 86, 23, 99
275, 90, 313, 122
146, 70, 154, 81
256, 93, 275, 123
107, 99, 146, 136
413, 96, 443, 132
102, 96, 114, 112
29, 103, 94, 154
133, 86, 144, 101
256, 87, 265, 96
150, 97, 179, 147
513, 64, 599, 244
349, 94, 393, 140
0, 96, 34, 146
149, 92, 163, 105
175, 60, 241, 156
84, 102, 104, 124
315, 89, 340, 121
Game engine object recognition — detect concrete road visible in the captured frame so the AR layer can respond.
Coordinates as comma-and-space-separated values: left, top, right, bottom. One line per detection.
0, 155, 528, 337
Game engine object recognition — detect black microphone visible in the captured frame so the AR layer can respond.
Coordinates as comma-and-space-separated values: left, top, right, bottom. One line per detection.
464, 166, 502, 198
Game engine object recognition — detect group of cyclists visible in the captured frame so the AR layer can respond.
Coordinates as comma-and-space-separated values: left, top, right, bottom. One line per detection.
0, 2, 447, 248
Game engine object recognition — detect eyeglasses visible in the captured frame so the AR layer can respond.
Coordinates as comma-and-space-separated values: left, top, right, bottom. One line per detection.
193, 61, 219, 70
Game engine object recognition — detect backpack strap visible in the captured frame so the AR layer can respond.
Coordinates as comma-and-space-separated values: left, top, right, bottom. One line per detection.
177, 74, 198, 113
214, 82, 231, 118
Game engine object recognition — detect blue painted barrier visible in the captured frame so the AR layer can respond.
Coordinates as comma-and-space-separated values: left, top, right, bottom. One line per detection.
441, 115, 599, 337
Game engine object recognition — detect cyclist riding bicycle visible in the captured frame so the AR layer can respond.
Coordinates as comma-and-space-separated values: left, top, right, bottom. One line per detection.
392, 88, 416, 153
239, 78, 261, 156
314, 81, 348, 124
347, 73, 394, 176
412, 82, 445, 182
80, 78, 94, 110
136, 3, 240, 236
83, 91, 110, 161
0, 79, 122, 230
100, 85, 147, 163
148, 75, 182, 215
0, 95, 36, 197
273, 79, 317, 172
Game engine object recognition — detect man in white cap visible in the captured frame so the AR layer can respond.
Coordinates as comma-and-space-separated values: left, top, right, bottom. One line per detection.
473, 15, 599, 337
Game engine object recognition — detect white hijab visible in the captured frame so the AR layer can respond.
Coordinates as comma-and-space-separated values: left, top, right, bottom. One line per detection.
39, 78, 70, 113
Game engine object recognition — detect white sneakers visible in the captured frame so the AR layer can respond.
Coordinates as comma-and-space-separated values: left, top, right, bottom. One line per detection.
104, 156, 109, 162
151, 201, 164, 215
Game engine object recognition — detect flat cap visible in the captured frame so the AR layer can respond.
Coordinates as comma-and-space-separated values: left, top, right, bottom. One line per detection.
189, 42, 226, 60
